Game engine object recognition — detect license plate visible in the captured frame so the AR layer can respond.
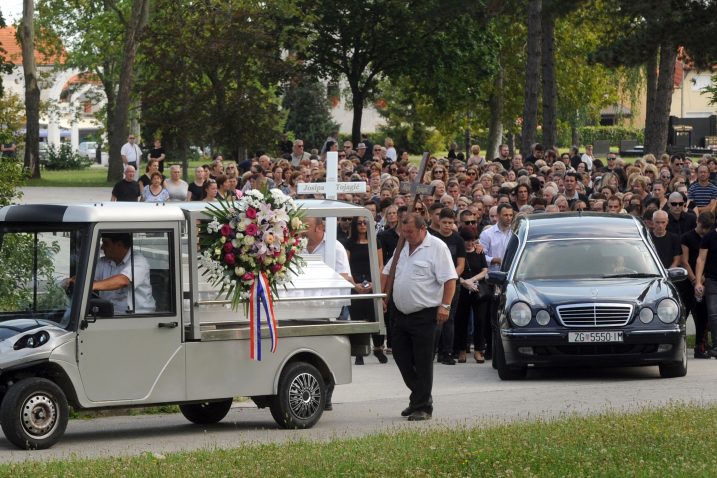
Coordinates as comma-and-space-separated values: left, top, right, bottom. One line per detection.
568, 331, 623, 343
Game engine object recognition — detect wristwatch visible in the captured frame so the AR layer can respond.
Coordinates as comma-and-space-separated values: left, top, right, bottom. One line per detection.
440, 303, 451, 311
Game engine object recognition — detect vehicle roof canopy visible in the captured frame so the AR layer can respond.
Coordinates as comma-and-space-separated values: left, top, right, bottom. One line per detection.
522, 213, 644, 241
0, 199, 370, 224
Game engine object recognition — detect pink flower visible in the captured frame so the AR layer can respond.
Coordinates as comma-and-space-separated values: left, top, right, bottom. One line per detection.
271, 264, 283, 273
246, 207, 257, 219
223, 242, 234, 253
245, 223, 258, 236
224, 253, 236, 266
242, 272, 255, 281
220, 224, 233, 237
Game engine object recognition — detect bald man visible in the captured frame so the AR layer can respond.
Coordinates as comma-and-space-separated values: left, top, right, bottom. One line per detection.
651, 209, 682, 269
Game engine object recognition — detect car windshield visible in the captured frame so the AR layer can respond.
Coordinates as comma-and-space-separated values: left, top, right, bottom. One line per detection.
0, 225, 87, 329
514, 239, 662, 281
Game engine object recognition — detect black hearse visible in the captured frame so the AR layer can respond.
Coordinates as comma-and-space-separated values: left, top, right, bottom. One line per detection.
488, 213, 688, 380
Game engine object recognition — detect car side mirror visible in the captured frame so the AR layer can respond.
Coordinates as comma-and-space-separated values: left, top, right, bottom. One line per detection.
487, 271, 508, 285
86, 297, 114, 322
667, 267, 688, 282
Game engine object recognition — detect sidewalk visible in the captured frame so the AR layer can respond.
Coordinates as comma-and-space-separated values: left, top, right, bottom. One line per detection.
20, 186, 112, 204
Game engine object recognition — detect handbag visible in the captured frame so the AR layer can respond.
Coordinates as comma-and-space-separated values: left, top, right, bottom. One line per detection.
476, 279, 492, 301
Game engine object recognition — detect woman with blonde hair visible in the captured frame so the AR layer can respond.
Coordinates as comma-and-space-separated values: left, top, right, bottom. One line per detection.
467, 144, 486, 168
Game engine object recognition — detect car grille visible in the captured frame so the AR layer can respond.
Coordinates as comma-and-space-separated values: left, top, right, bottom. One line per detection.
556, 303, 633, 328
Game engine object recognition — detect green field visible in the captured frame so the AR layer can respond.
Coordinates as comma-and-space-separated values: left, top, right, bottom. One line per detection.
3, 403, 716, 477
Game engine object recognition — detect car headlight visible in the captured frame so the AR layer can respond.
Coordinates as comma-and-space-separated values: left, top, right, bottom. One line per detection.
639, 307, 654, 324
13, 331, 50, 351
536, 310, 550, 326
510, 302, 532, 327
657, 299, 679, 323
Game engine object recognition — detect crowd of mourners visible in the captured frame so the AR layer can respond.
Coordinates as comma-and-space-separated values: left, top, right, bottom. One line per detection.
112, 132, 717, 364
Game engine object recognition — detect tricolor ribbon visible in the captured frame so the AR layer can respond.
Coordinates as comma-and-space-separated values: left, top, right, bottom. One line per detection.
248, 271, 278, 361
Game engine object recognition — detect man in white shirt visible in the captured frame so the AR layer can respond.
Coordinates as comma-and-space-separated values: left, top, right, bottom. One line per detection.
382, 213, 457, 421
93, 233, 156, 314
121, 134, 142, 171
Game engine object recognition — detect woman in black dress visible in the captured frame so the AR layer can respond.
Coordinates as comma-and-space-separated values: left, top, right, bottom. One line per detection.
454, 227, 490, 363
346, 216, 385, 364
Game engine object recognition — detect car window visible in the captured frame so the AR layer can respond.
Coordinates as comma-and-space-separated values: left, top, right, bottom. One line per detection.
89, 231, 174, 316
514, 239, 661, 280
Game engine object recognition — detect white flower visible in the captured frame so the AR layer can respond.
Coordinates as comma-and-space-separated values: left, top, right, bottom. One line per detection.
244, 236, 255, 246
235, 266, 245, 276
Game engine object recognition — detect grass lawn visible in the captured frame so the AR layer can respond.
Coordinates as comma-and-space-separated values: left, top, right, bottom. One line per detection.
3, 403, 716, 477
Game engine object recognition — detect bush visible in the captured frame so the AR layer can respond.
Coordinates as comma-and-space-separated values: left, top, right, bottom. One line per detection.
578, 126, 644, 147
45, 143, 93, 170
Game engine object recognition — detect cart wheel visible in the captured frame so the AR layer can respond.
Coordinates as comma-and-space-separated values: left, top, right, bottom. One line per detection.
0, 377, 68, 450
179, 399, 233, 424
270, 362, 325, 429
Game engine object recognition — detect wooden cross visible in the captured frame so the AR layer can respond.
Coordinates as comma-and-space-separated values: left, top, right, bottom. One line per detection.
384, 152, 434, 299
297, 151, 366, 268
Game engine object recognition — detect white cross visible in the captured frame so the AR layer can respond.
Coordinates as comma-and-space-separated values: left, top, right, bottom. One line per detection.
297, 151, 366, 268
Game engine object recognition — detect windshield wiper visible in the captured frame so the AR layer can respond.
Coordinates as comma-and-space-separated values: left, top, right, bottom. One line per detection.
602, 273, 661, 279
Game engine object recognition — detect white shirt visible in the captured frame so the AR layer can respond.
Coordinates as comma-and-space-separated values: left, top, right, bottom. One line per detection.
305, 237, 350, 275
581, 153, 594, 172
94, 249, 156, 314
383, 232, 457, 315
479, 223, 512, 271
386, 147, 397, 162
121, 142, 142, 168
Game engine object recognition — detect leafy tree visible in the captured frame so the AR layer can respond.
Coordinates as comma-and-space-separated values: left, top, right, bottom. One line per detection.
298, 0, 500, 145
37, 0, 150, 182
282, 73, 339, 151
139, 0, 292, 162
0, 94, 26, 205
0, 10, 16, 98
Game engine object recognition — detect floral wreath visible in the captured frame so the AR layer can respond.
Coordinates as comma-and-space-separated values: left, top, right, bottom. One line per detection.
198, 188, 307, 360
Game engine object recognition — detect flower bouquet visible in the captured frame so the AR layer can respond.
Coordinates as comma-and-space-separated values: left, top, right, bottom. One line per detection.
198, 189, 307, 360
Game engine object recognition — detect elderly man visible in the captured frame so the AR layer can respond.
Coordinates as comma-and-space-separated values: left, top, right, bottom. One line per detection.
111, 166, 141, 202
651, 210, 682, 269
667, 192, 696, 236
290, 139, 311, 167
382, 213, 457, 421
120, 134, 142, 171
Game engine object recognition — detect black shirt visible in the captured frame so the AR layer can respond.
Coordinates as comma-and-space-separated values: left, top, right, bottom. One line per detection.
149, 147, 166, 172
681, 229, 702, 272
651, 232, 682, 269
377, 226, 399, 263
345, 238, 382, 283
493, 157, 511, 171
112, 179, 140, 202
429, 229, 466, 267
668, 211, 697, 237
700, 229, 717, 279
461, 250, 488, 279
188, 182, 204, 201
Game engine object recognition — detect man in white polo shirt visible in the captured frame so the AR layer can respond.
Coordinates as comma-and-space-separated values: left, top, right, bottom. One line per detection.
382, 213, 457, 421
121, 134, 142, 171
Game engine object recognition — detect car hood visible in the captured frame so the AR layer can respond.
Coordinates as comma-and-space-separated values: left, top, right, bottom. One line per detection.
511, 278, 674, 307
0, 319, 61, 342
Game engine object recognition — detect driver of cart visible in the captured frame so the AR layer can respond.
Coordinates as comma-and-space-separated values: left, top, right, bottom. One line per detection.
90, 232, 156, 314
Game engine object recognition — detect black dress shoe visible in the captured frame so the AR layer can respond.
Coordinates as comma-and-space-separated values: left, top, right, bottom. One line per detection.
706, 347, 717, 359
355, 355, 364, 365
401, 407, 413, 417
373, 349, 388, 364
324, 402, 333, 411
695, 349, 711, 359
441, 356, 456, 365
407, 410, 432, 421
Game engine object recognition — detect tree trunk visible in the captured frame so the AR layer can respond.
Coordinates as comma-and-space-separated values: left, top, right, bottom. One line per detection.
350, 88, 364, 146
645, 47, 658, 132
541, 7, 557, 149
571, 119, 579, 148
487, 63, 504, 161
644, 43, 677, 156
104, 75, 117, 182
521, 0, 542, 156
108, 0, 150, 182
20, 0, 41, 179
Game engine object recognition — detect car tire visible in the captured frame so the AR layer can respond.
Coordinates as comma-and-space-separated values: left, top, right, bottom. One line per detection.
179, 399, 233, 424
659, 337, 688, 378
270, 362, 325, 429
496, 334, 527, 380
0, 377, 69, 450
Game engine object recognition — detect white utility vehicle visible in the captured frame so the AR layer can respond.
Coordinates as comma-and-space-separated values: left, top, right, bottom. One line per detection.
0, 200, 382, 449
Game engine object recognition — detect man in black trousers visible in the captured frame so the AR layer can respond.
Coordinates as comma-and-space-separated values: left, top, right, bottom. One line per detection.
382, 213, 457, 421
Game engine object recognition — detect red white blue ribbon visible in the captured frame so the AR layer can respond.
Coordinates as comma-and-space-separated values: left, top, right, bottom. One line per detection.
248, 272, 278, 361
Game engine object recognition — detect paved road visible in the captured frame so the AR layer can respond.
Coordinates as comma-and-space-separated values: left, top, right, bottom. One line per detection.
20, 186, 111, 204
1, 356, 716, 462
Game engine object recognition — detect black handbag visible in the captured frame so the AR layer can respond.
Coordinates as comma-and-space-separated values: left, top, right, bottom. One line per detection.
465, 250, 491, 301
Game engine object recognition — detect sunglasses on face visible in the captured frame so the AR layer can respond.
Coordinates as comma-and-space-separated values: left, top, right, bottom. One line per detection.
671, 202, 684, 206
356, 221, 368, 226
463, 220, 477, 225
340, 217, 352, 221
